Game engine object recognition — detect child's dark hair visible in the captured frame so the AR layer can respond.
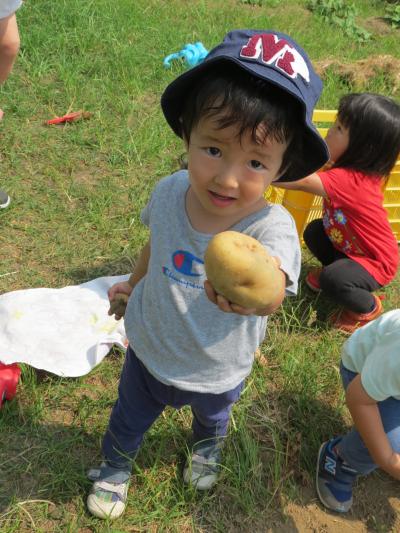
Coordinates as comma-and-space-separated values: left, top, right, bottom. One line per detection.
334, 93, 400, 178
179, 64, 307, 181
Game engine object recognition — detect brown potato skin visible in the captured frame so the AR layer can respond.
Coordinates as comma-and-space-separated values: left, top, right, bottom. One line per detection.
204, 231, 281, 309
109, 292, 129, 317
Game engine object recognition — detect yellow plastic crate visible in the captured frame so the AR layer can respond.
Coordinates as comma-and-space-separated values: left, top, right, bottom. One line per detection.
266, 110, 400, 241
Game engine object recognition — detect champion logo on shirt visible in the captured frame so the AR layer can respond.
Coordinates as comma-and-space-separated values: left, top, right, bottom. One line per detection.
162, 250, 204, 290
172, 250, 203, 277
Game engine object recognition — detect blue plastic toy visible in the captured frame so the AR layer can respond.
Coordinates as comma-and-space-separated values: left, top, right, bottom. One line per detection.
163, 42, 208, 69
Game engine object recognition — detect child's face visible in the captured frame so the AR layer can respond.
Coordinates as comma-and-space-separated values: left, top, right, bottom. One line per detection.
325, 119, 350, 163
186, 115, 288, 224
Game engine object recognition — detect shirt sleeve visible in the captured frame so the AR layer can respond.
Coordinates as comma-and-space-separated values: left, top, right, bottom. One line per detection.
253, 206, 301, 296
0, 0, 22, 18
140, 171, 187, 227
360, 330, 400, 401
140, 180, 163, 226
318, 168, 354, 208
140, 201, 151, 227
345, 311, 400, 401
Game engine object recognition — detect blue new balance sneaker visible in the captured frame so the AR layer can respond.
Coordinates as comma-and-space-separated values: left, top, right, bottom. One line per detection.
316, 437, 358, 513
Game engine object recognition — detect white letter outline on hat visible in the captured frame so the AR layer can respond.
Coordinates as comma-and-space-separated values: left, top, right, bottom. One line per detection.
240, 33, 310, 83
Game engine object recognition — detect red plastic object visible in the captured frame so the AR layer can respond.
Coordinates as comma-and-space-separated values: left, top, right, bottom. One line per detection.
45, 110, 91, 125
0, 362, 21, 407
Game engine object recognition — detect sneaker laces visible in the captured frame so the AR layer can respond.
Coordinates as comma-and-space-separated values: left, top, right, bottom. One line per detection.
190, 442, 222, 475
91, 479, 128, 503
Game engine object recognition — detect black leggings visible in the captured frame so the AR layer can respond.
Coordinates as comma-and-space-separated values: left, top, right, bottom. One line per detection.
303, 219, 381, 313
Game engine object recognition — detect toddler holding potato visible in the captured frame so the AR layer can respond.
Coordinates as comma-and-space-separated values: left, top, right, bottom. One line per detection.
87, 29, 329, 519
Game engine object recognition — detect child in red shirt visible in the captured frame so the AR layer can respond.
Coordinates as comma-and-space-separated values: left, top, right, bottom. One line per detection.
274, 93, 400, 333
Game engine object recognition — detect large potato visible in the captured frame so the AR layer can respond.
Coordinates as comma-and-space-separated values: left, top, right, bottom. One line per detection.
204, 231, 281, 309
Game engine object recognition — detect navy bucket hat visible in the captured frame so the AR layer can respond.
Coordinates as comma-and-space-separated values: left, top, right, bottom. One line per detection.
161, 29, 329, 182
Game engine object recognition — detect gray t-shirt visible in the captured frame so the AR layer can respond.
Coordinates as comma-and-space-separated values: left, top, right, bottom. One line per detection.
124, 171, 301, 393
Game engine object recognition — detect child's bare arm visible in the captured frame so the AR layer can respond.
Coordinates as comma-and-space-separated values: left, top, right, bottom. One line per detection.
108, 239, 151, 319
127, 239, 151, 289
272, 173, 327, 197
346, 374, 400, 480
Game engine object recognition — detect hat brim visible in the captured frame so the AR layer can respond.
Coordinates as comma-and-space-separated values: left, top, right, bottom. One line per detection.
161, 57, 329, 181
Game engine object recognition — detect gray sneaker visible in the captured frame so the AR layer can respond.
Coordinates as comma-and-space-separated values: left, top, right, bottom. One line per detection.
0, 189, 10, 209
87, 462, 131, 519
183, 441, 222, 490
316, 437, 358, 513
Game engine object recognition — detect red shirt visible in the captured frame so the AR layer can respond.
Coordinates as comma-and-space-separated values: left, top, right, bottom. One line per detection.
318, 167, 399, 286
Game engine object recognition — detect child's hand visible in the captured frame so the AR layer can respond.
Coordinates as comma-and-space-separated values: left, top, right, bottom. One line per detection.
109, 293, 129, 320
204, 280, 271, 316
204, 255, 283, 316
385, 452, 400, 480
108, 281, 134, 320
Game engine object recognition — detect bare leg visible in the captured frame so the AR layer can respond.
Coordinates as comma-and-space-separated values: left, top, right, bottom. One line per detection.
0, 13, 20, 119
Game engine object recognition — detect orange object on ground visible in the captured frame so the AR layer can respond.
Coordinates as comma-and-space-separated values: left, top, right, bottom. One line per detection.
45, 110, 92, 125
329, 294, 383, 334
305, 268, 322, 292
0, 362, 21, 407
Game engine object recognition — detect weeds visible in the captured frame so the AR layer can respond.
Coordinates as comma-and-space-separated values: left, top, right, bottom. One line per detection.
1, 0, 400, 531
307, 0, 372, 43
385, 4, 400, 28
240, 0, 280, 6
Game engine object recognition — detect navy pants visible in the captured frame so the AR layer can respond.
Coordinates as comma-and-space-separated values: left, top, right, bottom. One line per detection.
303, 218, 381, 313
102, 346, 244, 469
338, 363, 400, 474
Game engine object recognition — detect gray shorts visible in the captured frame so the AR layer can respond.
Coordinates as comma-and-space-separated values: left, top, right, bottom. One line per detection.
0, 0, 22, 19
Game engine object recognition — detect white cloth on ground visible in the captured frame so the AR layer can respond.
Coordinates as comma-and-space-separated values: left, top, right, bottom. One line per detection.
0, 275, 128, 376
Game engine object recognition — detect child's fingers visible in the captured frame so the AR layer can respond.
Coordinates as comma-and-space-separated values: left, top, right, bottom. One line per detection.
204, 280, 218, 304
205, 280, 253, 314
272, 255, 281, 268
216, 294, 233, 313
108, 285, 119, 300
230, 303, 257, 315
108, 283, 131, 302
108, 300, 121, 317
108, 293, 129, 319
108, 301, 118, 316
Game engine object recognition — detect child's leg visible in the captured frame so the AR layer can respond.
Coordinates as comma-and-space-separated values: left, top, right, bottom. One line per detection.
339, 363, 400, 475
316, 365, 359, 512
319, 258, 380, 314
0, 13, 20, 85
303, 219, 344, 265
317, 364, 400, 513
338, 391, 400, 475
190, 381, 244, 444
88, 346, 166, 519
102, 346, 166, 468
183, 381, 244, 489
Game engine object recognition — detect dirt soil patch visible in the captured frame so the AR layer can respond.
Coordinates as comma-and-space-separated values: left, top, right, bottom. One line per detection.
315, 54, 400, 94
277, 477, 400, 532
363, 16, 392, 35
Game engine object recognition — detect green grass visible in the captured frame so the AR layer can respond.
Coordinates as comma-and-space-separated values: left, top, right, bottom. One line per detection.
1, 0, 400, 531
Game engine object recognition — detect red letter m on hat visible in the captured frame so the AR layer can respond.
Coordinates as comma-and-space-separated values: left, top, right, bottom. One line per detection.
240, 33, 310, 83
